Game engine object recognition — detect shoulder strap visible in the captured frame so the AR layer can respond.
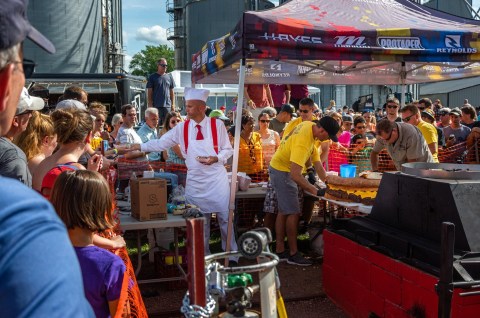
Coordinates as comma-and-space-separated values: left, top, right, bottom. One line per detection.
211, 117, 218, 154
183, 118, 218, 154
184, 119, 190, 154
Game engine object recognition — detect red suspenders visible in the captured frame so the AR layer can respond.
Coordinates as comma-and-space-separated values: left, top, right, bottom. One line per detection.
183, 117, 219, 154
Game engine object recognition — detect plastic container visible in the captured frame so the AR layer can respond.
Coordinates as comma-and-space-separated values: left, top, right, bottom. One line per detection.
340, 164, 357, 178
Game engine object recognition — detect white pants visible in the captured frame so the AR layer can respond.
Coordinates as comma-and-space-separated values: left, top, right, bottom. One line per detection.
204, 212, 239, 261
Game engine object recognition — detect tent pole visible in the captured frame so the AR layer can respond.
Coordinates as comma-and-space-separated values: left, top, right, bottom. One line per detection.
225, 58, 246, 265
400, 62, 406, 107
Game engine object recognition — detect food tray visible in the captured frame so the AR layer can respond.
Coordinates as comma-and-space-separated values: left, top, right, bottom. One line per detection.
401, 162, 480, 180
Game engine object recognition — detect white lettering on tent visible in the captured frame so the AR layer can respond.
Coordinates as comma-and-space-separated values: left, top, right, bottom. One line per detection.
436, 35, 478, 54
262, 72, 291, 78
259, 33, 322, 44
334, 36, 367, 48
377, 37, 424, 49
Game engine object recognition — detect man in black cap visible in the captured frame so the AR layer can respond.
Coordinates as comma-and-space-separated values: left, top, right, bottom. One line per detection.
268, 117, 340, 266
0, 1, 93, 316
269, 103, 295, 135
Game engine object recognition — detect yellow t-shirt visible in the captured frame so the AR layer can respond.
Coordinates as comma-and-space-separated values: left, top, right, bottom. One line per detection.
282, 117, 304, 140
90, 136, 103, 151
417, 121, 439, 162
270, 121, 320, 172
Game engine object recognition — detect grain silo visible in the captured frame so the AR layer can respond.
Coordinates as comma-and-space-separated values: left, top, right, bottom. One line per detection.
24, 0, 104, 73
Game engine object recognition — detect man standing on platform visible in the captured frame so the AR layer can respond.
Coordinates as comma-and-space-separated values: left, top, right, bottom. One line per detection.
130, 88, 238, 264
147, 58, 175, 125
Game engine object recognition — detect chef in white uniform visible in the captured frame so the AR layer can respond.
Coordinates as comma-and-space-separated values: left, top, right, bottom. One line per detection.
132, 87, 238, 261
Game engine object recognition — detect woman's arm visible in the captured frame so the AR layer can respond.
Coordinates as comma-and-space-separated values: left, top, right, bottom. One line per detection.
172, 144, 185, 160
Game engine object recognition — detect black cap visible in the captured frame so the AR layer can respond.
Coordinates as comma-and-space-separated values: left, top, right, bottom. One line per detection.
280, 104, 295, 115
0, 0, 55, 53
317, 116, 340, 142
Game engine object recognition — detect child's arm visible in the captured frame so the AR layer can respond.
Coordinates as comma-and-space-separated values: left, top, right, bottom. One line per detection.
93, 234, 126, 250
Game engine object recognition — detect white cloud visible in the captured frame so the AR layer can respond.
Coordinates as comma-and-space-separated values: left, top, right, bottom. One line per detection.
135, 25, 169, 45
124, 54, 133, 72
123, 31, 129, 45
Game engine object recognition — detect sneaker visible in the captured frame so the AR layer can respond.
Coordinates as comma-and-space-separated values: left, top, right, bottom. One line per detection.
276, 250, 290, 262
287, 252, 313, 266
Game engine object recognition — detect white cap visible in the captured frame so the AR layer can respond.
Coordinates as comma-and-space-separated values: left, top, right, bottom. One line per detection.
184, 87, 209, 103
16, 87, 44, 115
55, 99, 87, 111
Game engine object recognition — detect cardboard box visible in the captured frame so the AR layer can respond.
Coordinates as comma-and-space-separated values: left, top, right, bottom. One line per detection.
130, 178, 167, 221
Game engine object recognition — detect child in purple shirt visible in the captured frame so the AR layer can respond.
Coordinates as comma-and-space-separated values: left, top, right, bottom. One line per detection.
51, 170, 126, 318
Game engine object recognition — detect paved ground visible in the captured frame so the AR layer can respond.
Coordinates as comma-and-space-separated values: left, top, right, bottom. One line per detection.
138, 254, 347, 317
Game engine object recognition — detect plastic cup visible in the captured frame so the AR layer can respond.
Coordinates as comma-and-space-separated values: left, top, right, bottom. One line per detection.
340, 164, 357, 178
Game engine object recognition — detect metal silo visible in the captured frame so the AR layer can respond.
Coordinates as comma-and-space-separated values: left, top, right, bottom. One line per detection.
24, 0, 104, 73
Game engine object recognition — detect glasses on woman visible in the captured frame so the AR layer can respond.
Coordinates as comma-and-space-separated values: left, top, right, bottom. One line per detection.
260, 119, 270, 123
170, 120, 180, 124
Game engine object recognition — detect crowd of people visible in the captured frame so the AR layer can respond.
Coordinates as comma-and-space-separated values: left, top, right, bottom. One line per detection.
3, 1, 480, 316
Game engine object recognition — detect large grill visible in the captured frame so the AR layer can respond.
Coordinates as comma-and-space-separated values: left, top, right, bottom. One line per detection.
325, 163, 480, 317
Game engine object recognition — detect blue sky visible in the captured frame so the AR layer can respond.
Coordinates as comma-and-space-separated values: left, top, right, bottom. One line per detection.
122, 0, 172, 70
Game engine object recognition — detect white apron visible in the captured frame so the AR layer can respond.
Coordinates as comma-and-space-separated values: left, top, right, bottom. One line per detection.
184, 133, 230, 213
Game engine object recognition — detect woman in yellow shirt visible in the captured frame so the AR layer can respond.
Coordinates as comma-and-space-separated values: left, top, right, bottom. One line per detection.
239, 112, 264, 178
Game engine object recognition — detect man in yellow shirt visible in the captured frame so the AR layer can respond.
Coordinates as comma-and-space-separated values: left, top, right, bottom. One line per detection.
282, 98, 315, 138
400, 104, 439, 162
269, 117, 340, 266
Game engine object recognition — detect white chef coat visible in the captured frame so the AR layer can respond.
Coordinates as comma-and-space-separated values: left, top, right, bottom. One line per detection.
141, 116, 233, 213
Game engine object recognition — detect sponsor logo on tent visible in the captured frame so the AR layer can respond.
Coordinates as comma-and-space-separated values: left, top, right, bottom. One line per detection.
436, 35, 477, 53
334, 36, 368, 48
259, 33, 322, 44
377, 37, 424, 49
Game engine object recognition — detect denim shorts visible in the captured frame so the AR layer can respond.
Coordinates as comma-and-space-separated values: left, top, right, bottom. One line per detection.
268, 166, 302, 215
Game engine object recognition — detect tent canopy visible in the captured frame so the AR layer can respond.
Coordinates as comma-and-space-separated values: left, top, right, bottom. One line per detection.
192, 0, 480, 85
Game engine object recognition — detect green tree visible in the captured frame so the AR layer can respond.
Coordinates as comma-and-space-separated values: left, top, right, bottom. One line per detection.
129, 44, 175, 77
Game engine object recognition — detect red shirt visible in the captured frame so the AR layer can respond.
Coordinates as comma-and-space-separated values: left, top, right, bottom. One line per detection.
246, 84, 269, 108
290, 84, 309, 99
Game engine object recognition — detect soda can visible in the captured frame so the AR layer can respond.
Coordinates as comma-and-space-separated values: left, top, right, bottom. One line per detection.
101, 140, 109, 155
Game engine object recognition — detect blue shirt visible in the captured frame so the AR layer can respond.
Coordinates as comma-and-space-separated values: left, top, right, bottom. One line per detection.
0, 178, 94, 317
137, 123, 161, 161
146, 72, 175, 108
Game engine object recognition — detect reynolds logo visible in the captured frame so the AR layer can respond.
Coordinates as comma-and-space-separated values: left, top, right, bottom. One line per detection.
437, 35, 477, 53
259, 33, 322, 44
445, 35, 461, 48
334, 36, 368, 48
377, 37, 424, 49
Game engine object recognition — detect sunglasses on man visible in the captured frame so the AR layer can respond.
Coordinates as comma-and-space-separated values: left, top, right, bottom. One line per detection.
158, 63, 168, 67
298, 109, 310, 113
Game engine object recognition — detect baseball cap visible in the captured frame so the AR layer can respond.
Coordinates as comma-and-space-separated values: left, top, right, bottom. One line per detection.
209, 109, 229, 121
317, 116, 340, 142
421, 109, 435, 121
342, 114, 353, 123
438, 107, 451, 116
280, 104, 295, 115
0, 0, 55, 53
55, 99, 87, 111
449, 107, 461, 116
16, 87, 44, 115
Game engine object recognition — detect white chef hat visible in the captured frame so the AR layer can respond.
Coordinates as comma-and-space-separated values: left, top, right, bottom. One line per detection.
184, 87, 209, 103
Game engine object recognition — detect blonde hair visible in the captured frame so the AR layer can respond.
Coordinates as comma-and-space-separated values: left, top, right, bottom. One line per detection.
51, 170, 114, 231
88, 101, 108, 118
51, 108, 93, 144
15, 111, 55, 160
